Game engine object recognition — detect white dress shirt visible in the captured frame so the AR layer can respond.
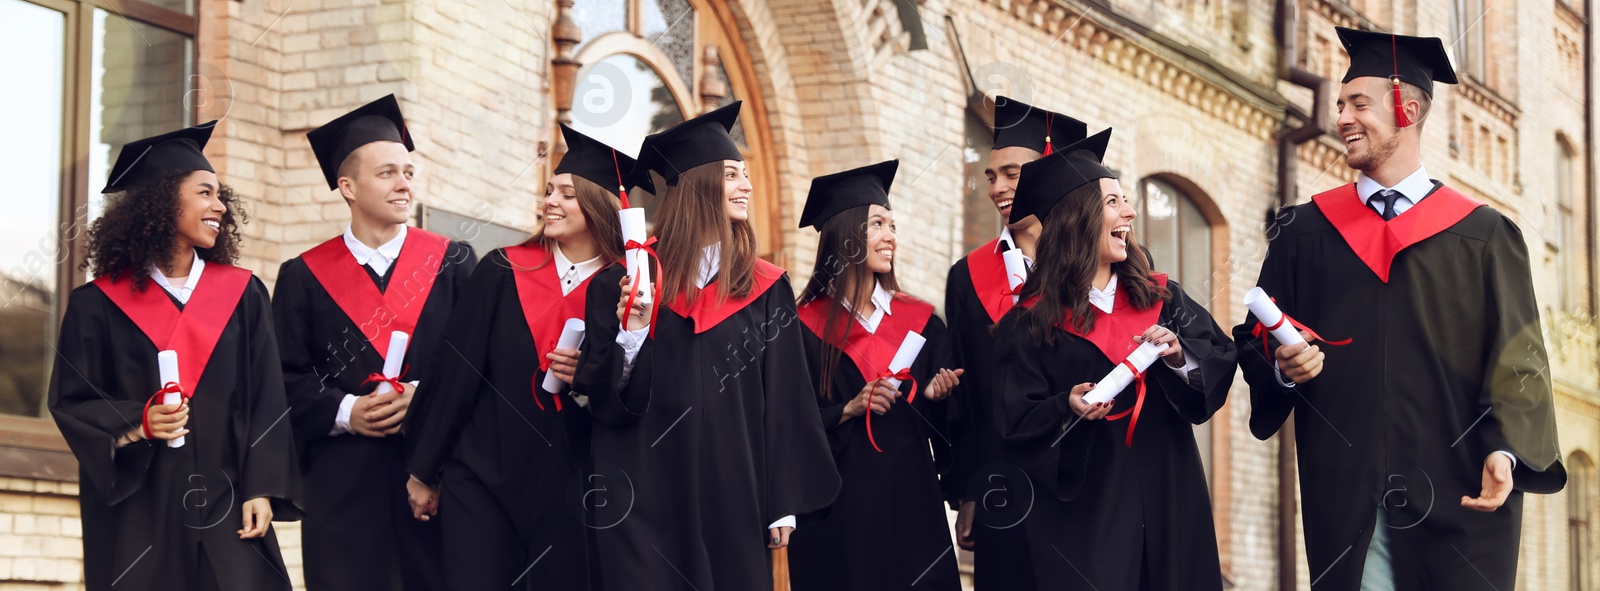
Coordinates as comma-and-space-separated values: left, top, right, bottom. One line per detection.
150, 250, 205, 305
1355, 165, 1434, 218
332, 225, 414, 436
343, 224, 408, 277
843, 282, 895, 333
553, 244, 605, 297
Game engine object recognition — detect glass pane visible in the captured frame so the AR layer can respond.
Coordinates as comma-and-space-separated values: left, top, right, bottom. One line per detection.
90, 8, 194, 220
570, 54, 686, 226
961, 110, 998, 253
1179, 195, 1212, 310
572, 0, 627, 53
1140, 179, 1178, 280
710, 59, 747, 146
0, 0, 66, 418
642, 0, 695, 90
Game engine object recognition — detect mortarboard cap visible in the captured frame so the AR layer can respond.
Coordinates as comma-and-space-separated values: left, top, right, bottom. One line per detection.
992, 96, 1089, 156
307, 94, 414, 190
1336, 27, 1458, 127
555, 124, 651, 204
632, 101, 743, 187
102, 121, 217, 194
799, 160, 898, 229
1009, 128, 1115, 224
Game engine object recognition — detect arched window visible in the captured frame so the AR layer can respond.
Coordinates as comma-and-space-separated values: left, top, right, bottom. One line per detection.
1571, 452, 1594, 591
558, 0, 781, 259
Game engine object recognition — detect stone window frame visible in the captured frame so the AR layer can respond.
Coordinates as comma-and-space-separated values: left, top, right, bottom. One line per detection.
0, 0, 200, 483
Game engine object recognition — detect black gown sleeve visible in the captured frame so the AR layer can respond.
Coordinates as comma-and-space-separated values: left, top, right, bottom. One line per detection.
1478, 217, 1565, 492
47, 287, 153, 505
271, 260, 352, 445
992, 311, 1092, 500
914, 314, 955, 473
573, 264, 653, 427
1148, 280, 1236, 425
940, 262, 978, 507
760, 278, 842, 523
798, 325, 850, 439
238, 277, 303, 519
1232, 211, 1300, 441
402, 249, 505, 486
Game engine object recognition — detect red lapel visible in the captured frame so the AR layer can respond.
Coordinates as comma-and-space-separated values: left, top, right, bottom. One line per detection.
667, 259, 785, 334
300, 228, 451, 362
797, 293, 936, 381
1022, 274, 1168, 364
93, 264, 253, 391
966, 238, 1015, 324
502, 244, 599, 371
1313, 183, 1484, 282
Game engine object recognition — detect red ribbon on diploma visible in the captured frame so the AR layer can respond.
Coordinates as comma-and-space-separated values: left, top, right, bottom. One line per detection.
141, 381, 190, 440
361, 365, 411, 397
530, 376, 563, 412
1249, 297, 1352, 363
623, 237, 663, 337
1104, 359, 1146, 447
863, 369, 917, 453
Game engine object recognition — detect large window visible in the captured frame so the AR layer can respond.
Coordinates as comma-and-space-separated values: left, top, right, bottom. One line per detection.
563, 0, 780, 259
0, 0, 196, 474
1556, 136, 1578, 312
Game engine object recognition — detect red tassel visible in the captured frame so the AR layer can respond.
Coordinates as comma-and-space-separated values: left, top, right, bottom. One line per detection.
1042, 112, 1055, 155
1042, 139, 1053, 156
1391, 77, 1411, 128
611, 149, 631, 209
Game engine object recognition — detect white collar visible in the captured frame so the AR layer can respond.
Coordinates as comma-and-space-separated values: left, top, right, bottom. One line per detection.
695, 243, 722, 289
996, 226, 1017, 253
343, 224, 408, 268
552, 244, 605, 294
841, 281, 895, 332
150, 249, 205, 304
1088, 274, 1117, 315
1356, 165, 1433, 205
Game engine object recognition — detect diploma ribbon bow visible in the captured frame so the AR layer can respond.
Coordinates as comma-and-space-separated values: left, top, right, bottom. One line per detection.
1001, 273, 1026, 299
864, 368, 917, 453
623, 236, 663, 338
1104, 359, 1146, 447
142, 381, 191, 440
361, 365, 411, 397
1248, 297, 1352, 362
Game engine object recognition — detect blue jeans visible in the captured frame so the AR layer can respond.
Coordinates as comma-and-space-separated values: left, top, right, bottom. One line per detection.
1360, 510, 1395, 591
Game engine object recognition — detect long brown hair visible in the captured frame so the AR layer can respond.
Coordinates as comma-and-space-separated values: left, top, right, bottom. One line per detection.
84, 171, 245, 291
1017, 180, 1166, 346
514, 174, 625, 271
799, 205, 901, 402
654, 161, 757, 306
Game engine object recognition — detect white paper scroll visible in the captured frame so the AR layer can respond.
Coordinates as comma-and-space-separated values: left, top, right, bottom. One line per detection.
540, 318, 587, 394
620, 208, 652, 304
1003, 249, 1028, 303
1083, 341, 1170, 405
1243, 287, 1306, 351
158, 350, 184, 448
375, 332, 410, 395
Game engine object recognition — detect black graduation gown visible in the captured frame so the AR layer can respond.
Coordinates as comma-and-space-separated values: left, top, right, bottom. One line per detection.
1233, 184, 1565, 591
272, 233, 475, 591
572, 263, 842, 591
994, 278, 1233, 591
787, 296, 960, 591
402, 247, 600, 590
49, 275, 302, 591
942, 241, 1038, 590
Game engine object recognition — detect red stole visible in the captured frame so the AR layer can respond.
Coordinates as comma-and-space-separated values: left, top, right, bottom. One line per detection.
1048, 274, 1168, 365
299, 229, 450, 362
92, 264, 253, 392
666, 259, 785, 334
504, 244, 600, 411
1312, 183, 1484, 282
966, 238, 1017, 324
796, 293, 936, 383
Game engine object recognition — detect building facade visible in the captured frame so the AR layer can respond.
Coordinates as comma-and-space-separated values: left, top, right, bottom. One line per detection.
0, 0, 1594, 588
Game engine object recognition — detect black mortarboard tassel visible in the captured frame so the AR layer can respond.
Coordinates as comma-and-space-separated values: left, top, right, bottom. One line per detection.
1336, 27, 1459, 128
307, 94, 414, 190
1009, 128, 1115, 224
991, 96, 1089, 156
102, 121, 218, 194
799, 160, 898, 229
632, 101, 744, 187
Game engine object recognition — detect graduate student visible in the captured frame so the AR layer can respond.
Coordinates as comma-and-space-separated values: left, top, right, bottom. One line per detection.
994, 128, 1235, 590
1234, 28, 1564, 590
273, 94, 474, 591
402, 124, 628, 590
786, 160, 964, 591
942, 96, 1086, 589
572, 101, 841, 591
50, 122, 301, 591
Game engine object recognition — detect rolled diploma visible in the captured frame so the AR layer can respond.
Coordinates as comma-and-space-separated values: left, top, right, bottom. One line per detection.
158, 350, 184, 448
1083, 340, 1170, 405
620, 208, 652, 304
1243, 287, 1306, 350
1003, 249, 1028, 303
375, 332, 410, 395
540, 318, 587, 394
883, 332, 927, 391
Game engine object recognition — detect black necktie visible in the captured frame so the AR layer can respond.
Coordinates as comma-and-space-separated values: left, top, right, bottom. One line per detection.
1374, 189, 1400, 221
